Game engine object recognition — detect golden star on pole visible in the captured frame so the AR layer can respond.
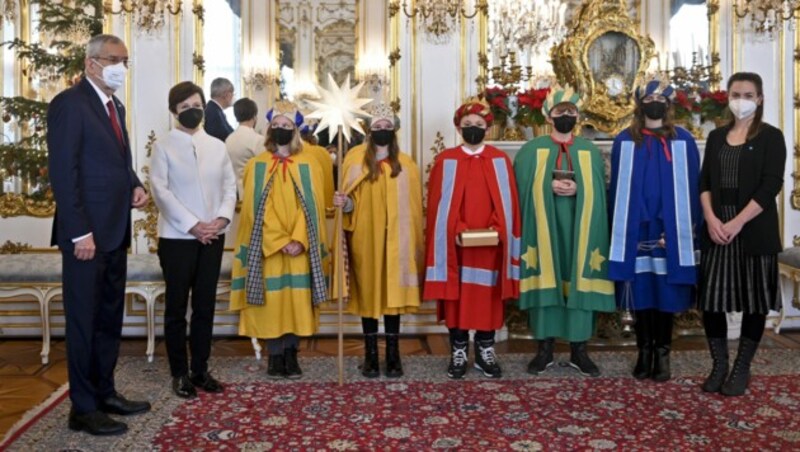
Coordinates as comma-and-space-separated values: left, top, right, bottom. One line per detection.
305, 73, 372, 143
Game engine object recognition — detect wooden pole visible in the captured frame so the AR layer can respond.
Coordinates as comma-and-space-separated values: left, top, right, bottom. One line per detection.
335, 125, 345, 386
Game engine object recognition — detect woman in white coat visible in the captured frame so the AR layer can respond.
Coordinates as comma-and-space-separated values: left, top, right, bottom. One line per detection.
150, 81, 237, 399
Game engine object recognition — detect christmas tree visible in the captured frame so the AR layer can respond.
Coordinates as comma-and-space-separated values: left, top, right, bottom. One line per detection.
1, 0, 102, 201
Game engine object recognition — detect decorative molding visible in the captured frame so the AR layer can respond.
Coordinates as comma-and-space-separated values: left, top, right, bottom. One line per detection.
388, 47, 401, 67
795, 24, 800, 210
0, 193, 55, 218
133, 131, 159, 253
0, 240, 32, 254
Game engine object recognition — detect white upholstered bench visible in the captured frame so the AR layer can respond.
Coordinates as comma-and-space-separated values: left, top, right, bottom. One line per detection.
0, 253, 232, 364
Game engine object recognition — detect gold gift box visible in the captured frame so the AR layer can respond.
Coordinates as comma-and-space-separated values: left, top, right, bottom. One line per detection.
459, 229, 499, 247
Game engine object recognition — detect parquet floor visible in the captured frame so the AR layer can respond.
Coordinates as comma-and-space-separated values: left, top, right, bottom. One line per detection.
2, 331, 799, 437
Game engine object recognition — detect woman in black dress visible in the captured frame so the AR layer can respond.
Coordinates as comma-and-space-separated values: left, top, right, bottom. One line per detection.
699, 72, 785, 396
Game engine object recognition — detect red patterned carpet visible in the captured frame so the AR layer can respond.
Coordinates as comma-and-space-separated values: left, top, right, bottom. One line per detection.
3, 350, 800, 450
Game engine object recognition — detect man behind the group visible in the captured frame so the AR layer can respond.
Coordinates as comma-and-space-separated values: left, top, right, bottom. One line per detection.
47, 33, 151, 436
225, 97, 265, 197
204, 77, 235, 141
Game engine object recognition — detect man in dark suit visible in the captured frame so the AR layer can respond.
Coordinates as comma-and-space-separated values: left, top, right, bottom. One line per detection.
47, 34, 151, 436
204, 77, 235, 141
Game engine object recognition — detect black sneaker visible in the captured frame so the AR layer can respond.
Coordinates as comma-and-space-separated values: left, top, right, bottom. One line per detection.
527, 339, 555, 375
568, 341, 600, 377
447, 345, 469, 379
267, 354, 285, 379
474, 340, 502, 378
284, 347, 302, 380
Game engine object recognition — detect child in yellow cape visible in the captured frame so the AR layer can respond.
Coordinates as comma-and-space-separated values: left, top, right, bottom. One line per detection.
333, 102, 423, 378
230, 100, 329, 380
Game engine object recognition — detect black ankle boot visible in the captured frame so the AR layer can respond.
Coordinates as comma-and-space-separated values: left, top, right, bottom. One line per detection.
284, 347, 302, 379
267, 354, 285, 379
632, 310, 654, 379
721, 337, 759, 396
568, 342, 600, 377
702, 337, 729, 393
651, 311, 673, 382
527, 338, 555, 375
361, 334, 379, 378
385, 334, 403, 378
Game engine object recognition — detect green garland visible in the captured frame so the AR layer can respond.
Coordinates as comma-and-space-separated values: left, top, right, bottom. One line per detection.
0, 0, 103, 198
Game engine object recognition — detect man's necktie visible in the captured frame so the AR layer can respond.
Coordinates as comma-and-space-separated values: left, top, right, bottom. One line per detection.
106, 100, 125, 151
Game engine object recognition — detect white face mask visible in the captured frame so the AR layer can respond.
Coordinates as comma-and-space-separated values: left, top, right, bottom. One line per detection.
729, 98, 758, 120
95, 60, 127, 91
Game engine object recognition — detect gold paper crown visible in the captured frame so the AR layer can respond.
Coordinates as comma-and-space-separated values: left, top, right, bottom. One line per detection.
542, 84, 584, 116
366, 102, 397, 127
268, 100, 300, 122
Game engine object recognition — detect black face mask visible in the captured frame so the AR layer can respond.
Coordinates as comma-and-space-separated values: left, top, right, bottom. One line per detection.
552, 115, 577, 134
371, 129, 395, 147
271, 127, 294, 146
461, 126, 486, 145
177, 108, 203, 129
642, 101, 667, 120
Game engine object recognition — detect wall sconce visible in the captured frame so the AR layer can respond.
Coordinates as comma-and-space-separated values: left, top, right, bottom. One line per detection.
242, 54, 279, 92
355, 53, 389, 95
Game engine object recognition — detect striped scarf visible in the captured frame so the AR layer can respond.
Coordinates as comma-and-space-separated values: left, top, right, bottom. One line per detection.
245, 171, 328, 306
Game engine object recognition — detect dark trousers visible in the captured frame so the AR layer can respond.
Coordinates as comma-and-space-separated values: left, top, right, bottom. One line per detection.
158, 237, 224, 377
361, 315, 401, 335
61, 245, 127, 414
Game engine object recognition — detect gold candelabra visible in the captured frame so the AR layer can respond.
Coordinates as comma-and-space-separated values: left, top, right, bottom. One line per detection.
476, 51, 534, 93
664, 51, 721, 97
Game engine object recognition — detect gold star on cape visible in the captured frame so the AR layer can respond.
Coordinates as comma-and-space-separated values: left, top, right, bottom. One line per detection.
306, 73, 372, 143
522, 245, 539, 271
589, 248, 606, 272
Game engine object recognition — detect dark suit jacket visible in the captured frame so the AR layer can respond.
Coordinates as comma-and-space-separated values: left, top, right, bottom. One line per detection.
204, 100, 234, 142
699, 123, 786, 255
47, 77, 142, 252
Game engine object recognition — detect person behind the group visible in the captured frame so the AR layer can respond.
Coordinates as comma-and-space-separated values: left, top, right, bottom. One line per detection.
229, 100, 329, 379
47, 33, 150, 436
698, 72, 785, 396
204, 77, 235, 142
608, 78, 702, 383
514, 86, 616, 378
332, 102, 423, 378
225, 97, 264, 198
424, 98, 521, 379
150, 81, 237, 398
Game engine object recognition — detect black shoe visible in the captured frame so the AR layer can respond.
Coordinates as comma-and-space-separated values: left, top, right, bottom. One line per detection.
385, 334, 404, 378
527, 338, 555, 375
632, 312, 654, 379
284, 347, 302, 380
361, 333, 380, 378
721, 337, 759, 397
632, 344, 654, 379
701, 337, 729, 393
568, 342, 601, 377
98, 392, 151, 415
474, 339, 502, 378
267, 354, 285, 379
447, 343, 469, 380
68, 410, 128, 436
189, 372, 224, 393
172, 376, 197, 399
652, 346, 672, 382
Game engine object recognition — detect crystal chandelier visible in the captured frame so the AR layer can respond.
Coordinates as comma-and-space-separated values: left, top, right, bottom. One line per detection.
489, 0, 567, 59
733, 0, 800, 35
103, 0, 183, 34
388, 0, 488, 43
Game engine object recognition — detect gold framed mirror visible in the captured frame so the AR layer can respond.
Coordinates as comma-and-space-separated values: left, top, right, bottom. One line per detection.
276, 0, 359, 103
551, 0, 655, 135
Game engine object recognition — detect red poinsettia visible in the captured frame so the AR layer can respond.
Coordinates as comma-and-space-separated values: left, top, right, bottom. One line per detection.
699, 90, 729, 121
482, 86, 510, 122
514, 87, 550, 127
672, 90, 699, 122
